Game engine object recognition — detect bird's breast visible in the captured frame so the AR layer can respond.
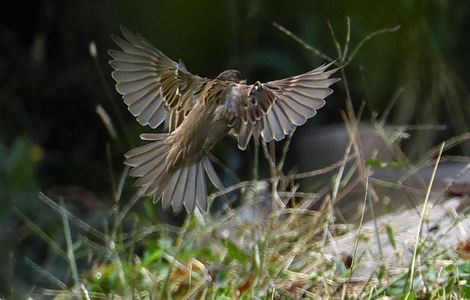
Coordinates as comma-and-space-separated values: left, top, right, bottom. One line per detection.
165, 102, 230, 170
222, 85, 250, 124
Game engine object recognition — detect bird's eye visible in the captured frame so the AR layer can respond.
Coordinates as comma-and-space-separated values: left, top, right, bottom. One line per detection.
250, 97, 257, 105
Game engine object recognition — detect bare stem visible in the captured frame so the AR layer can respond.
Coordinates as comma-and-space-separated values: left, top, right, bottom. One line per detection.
405, 142, 445, 298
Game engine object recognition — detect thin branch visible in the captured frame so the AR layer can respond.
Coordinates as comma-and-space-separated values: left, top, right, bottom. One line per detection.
342, 168, 371, 297
327, 20, 343, 59
405, 142, 445, 298
345, 25, 401, 66
273, 22, 333, 62
209, 153, 357, 202
59, 199, 80, 288
342, 17, 352, 59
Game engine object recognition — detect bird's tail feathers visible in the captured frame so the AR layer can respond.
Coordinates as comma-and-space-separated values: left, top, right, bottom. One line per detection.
125, 133, 224, 213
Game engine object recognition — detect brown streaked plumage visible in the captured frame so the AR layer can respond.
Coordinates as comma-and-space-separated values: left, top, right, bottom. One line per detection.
109, 26, 340, 213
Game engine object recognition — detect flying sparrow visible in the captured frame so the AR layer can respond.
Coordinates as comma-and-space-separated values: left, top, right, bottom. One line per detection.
109, 26, 340, 214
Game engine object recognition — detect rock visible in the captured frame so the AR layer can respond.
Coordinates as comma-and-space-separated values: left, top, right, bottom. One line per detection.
325, 197, 470, 281
293, 122, 470, 221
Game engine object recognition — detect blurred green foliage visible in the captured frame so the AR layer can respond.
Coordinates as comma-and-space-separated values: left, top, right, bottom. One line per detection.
0, 137, 39, 212
0, 137, 40, 293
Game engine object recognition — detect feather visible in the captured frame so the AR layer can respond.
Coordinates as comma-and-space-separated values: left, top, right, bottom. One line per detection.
148, 104, 167, 129
286, 87, 333, 101
232, 61, 339, 146
277, 100, 306, 126
283, 90, 329, 108
139, 133, 168, 140
127, 91, 156, 116
130, 148, 166, 178
271, 104, 292, 135
134, 161, 166, 187
125, 141, 163, 162
123, 83, 159, 106
112, 70, 156, 83
109, 60, 155, 72
172, 167, 188, 213
261, 116, 273, 142
203, 157, 224, 191
266, 108, 284, 141
135, 93, 164, 125
108, 50, 152, 64
116, 77, 158, 95
109, 27, 209, 133
162, 170, 181, 209
276, 94, 314, 118
195, 162, 207, 211
111, 34, 156, 59
288, 78, 340, 88
145, 170, 167, 197
120, 26, 168, 58
183, 164, 197, 213
238, 122, 253, 150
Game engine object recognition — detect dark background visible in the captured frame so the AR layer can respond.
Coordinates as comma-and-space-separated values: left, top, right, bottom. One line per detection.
0, 0, 469, 295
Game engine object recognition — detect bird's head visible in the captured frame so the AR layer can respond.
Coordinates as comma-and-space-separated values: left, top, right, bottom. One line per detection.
216, 69, 242, 83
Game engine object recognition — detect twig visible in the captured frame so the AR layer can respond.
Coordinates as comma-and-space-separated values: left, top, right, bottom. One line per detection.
24, 257, 67, 289
89, 41, 133, 147
380, 87, 404, 125
342, 168, 371, 299
272, 23, 333, 62
208, 155, 357, 202
118, 192, 142, 223
277, 128, 295, 173
345, 25, 401, 66
331, 142, 353, 202
283, 154, 357, 181
160, 216, 192, 298
327, 20, 343, 59
399, 133, 470, 184
38, 192, 105, 240
208, 153, 239, 183
405, 142, 445, 299
14, 208, 67, 258
342, 17, 351, 60
59, 199, 80, 288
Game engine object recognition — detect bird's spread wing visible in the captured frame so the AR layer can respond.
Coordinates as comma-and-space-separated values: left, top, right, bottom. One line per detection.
233, 62, 340, 150
109, 26, 208, 131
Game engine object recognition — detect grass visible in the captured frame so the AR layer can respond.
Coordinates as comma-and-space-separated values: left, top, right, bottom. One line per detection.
25, 136, 470, 299
19, 130, 470, 299
13, 20, 470, 299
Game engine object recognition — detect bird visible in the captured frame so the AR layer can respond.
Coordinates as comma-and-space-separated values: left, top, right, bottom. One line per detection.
108, 26, 340, 214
